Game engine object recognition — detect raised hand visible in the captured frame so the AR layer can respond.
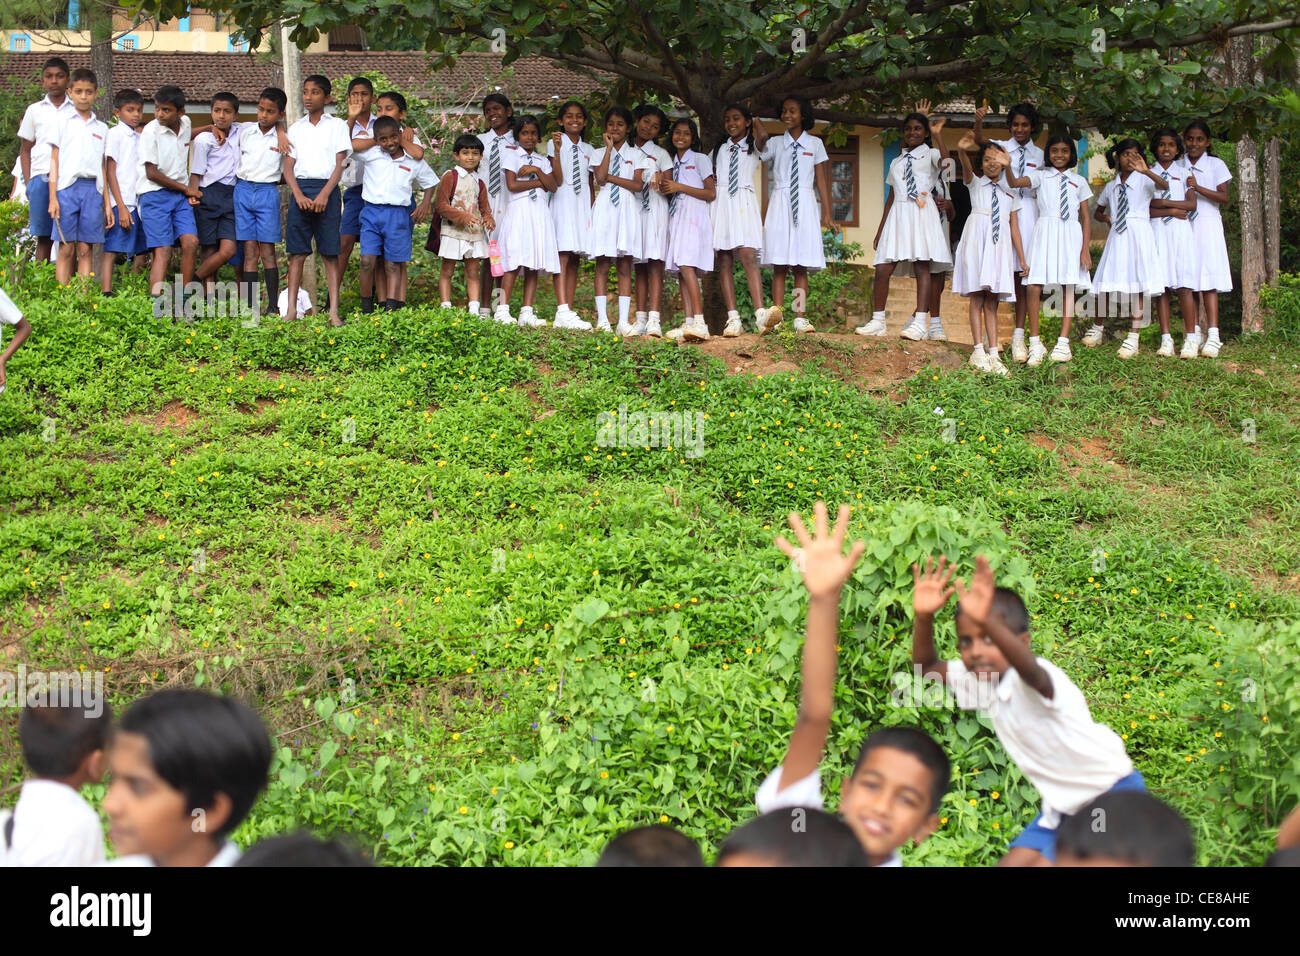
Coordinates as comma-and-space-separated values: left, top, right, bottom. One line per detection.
957, 130, 976, 152
914, 98, 932, 117
774, 501, 866, 601
912, 556, 956, 616
953, 555, 996, 627
929, 115, 947, 136
974, 98, 989, 124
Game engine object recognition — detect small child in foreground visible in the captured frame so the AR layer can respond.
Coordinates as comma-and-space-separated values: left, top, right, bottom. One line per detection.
716, 807, 868, 866
1054, 790, 1194, 866
235, 831, 371, 867
596, 825, 704, 867
0, 287, 33, 395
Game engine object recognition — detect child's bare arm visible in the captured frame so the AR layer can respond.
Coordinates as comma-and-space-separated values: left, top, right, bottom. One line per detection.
912, 557, 955, 683
1277, 803, 1300, 849
771, 502, 866, 790
955, 556, 1053, 698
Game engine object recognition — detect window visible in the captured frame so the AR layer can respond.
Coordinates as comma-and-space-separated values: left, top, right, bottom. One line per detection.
10, 35, 30, 52
827, 137, 858, 226
116, 34, 138, 51
228, 35, 248, 52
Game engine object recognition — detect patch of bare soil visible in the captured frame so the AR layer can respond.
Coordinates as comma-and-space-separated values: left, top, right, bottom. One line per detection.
125, 400, 200, 433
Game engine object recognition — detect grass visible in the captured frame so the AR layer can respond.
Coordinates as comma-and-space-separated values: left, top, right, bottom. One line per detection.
2, 261, 1298, 865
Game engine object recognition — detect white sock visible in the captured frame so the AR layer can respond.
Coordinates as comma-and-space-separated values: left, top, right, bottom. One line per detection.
1207, 327, 1221, 341
1012, 328, 1025, 342
973, 344, 986, 357
1056, 336, 1069, 347
1029, 335, 1041, 347
618, 296, 631, 326
914, 311, 927, 323
1195, 324, 1203, 337
727, 310, 739, 321
1161, 333, 1173, 344
872, 310, 886, 322
556, 303, 570, 315
694, 313, 705, 326
595, 295, 608, 323
1091, 323, 1105, 333
648, 311, 660, 323
1125, 331, 1139, 342
468, 300, 479, 315
990, 345, 1001, 357
929, 314, 943, 327
635, 310, 647, 323
440, 301, 452, 308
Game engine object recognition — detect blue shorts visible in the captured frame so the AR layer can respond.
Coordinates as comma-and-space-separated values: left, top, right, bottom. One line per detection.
138, 189, 197, 249
234, 179, 282, 244
340, 186, 366, 238
54, 178, 105, 244
360, 203, 413, 262
103, 206, 149, 255
25, 174, 54, 238
1010, 770, 1147, 862
195, 181, 237, 247
286, 179, 341, 256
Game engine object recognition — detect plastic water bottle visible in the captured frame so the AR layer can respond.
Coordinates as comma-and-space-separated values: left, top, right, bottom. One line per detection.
489, 240, 504, 277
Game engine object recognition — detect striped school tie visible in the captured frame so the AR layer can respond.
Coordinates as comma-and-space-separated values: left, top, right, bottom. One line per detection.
1159, 179, 1171, 223
1059, 174, 1070, 220
1017, 145, 1026, 178
904, 151, 917, 200
488, 138, 501, 197
669, 157, 681, 216
991, 185, 1000, 244
728, 144, 739, 197
640, 158, 651, 211
1186, 165, 1198, 221
790, 140, 800, 226
527, 153, 537, 202
609, 150, 621, 207
571, 142, 580, 195
1115, 182, 1128, 234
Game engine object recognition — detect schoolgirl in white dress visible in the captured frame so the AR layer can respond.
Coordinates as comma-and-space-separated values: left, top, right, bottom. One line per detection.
1147, 127, 1200, 359
547, 100, 596, 330
1090, 138, 1170, 359
588, 106, 651, 333
951, 139, 1027, 375
711, 104, 771, 338
660, 119, 716, 342
1005, 133, 1093, 365
630, 104, 671, 338
1179, 120, 1233, 357
857, 105, 951, 341
754, 95, 832, 334
497, 114, 560, 328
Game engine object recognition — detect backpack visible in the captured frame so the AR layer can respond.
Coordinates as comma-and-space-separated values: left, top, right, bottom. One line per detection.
424, 169, 458, 252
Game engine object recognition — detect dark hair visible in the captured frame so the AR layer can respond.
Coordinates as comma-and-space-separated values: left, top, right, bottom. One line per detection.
556, 100, 589, 126
1266, 847, 1300, 867
303, 75, 331, 96
632, 103, 669, 143
377, 90, 407, 113
453, 133, 483, 153
346, 77, 374, 95
1057, 791, 1195, 866
956, 583, 1029, 634
115, 689, 271, 839
853, 727, 951, 814
901, 112, 933, 148
714, 103, 756, 166
1182, 120, 1216, 156
603, 105, 635, 130
972, 141, 1008, 179
513, 113, 544, 141
69, 68, 97, 88
1148, 126, 1184, 163
235, 831, 371, 867
20, 702, 113, 777
1006, 102, 1041, 134
259, 87, 288, 114
42, 57, 70, 76
716, 808, 869, 867
372, 116, 401, 138
482, 92, 513, 116
1043, 133, 1078, 170
211, 92, 240, 113
1106, 137, 1146, 170
597, 825, 705, 867
114, 89, 145, 109
154, 85, 186, 111
782, 94, 815, 131
668, 117, 702, 154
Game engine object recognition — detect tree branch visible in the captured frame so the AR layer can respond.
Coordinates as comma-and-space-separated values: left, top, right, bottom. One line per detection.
1109, 16, 1300, 52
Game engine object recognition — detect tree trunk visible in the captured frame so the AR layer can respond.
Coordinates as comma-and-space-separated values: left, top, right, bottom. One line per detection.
88, 1, 113, 120
1262, 136, 1281, 285
280, 22, 317, 302
1229, 36, 1264, 334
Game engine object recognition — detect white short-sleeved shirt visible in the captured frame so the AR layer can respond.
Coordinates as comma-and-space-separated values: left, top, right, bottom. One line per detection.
235, 123, 286, 183
17, 94, 77, 177
339, 115, 376, 190
1025, 168, 1092, 222
51, 111, 109, 191
0, 779, 106, 866
887, 144, 943, 200
104, 123, 143, 208
135, 115, 192, 197
478, 127, 516, 211
0, 286, 23, 325
714, 138, 761, 193
191, 122, 243, 189
1177, 154, 1231, 226
755, 765, 903, 867
760, 131, 829, 194
278, 287, 313, 318
353, 146, 439, 206
1096, 172, 1157, 221
947, 657, 1133, 825
546, 135, 596, 188
105, 840, 241, 867
591, 144, 653, 203
505, 147, 552, 200
996, 137, 1043, 203
287, 113, 352, 181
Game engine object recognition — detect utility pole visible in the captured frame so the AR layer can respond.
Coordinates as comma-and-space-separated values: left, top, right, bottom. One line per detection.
279, 21, 317, 305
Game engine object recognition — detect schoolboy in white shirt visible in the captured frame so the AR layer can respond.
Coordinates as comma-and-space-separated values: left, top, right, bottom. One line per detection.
136, 85, 201, 298
234, 87, 291, 314
16, 56, 74, 264
101, 88, 148, 295
47, 69, 109, 285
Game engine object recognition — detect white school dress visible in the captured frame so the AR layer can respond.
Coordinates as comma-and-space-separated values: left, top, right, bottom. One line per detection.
634, 138, 672, 263
997, 137, 1043, 270
711, 137, 763, 253
874, 143, 952, 268
952, 175, 1021, 300
663, 149, 715, 274
897, 177, 953, 278
547, 135, 596, 256
1022, 167, 1092, 293
587, 143, 650, 260
760, 131, 828, 271
499, 148, 561, 274
1094, 172, 1167, 296
478, 127, 516, 242
1178, 153, 1233, 293
1150, 160, 1197, 291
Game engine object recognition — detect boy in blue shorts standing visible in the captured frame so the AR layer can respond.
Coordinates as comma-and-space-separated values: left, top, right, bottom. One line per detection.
136, 85, 200, 300
234, 87, 290, 315
911, 555, 1144, 866
16, 57, 74, 264
47, 69, 108, 285
338, 78, 377, 295
101, 89, 148, 295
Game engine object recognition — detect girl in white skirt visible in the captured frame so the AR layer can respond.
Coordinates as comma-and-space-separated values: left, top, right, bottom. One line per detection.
547, 100, 595, 330
1089, 138, 1169, 359
712, 103, 772, 337
631, 104, 671, 338
754, 94, 833, 334
498, 115, 560, 328
660, 118, 717, 342
588, 106, 651, 333
1147, 127, 1199, 359
893, 167, 955, 343
857, 103, 952, 341
951, 137, 1027, 375
1179, 120, 1233, 358
435, 134, 495, 318
1005, 133, 1092, 366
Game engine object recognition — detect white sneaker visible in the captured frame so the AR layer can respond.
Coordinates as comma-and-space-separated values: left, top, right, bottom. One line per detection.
1200, 335, 1221, 358
855, 316, 887, 337
1011, 337, 1029, 363
758, 306, 783, 335
595, 317, 613, 332
479, 307, 492, 319
928, 321, 947, 341
1049, 340, 1073, 363
970, 350, 989, 372
628, 318, 647, 336
645, 316, 663, 338
723, 317, 743, 337
665, 326, 686, 342
1082, 325, 1105, 347
1156, 338, 1176, 357
493, 305, 515, 324
1179, 334, 1200, 359
900, 315, 927, 340
793, 316, 815, 334
1117, 336, 1140, 359
683, 317, 710, 342
616, 320, 635, 336
518, 310, 547, 327
1026, 341, 1047, 366
987, 353, 1010, 376
554, 311, 592, 331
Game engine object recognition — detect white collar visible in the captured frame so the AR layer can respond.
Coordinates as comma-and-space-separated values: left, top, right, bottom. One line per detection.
876, 850, 903, 867
44, 94, 73, 111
